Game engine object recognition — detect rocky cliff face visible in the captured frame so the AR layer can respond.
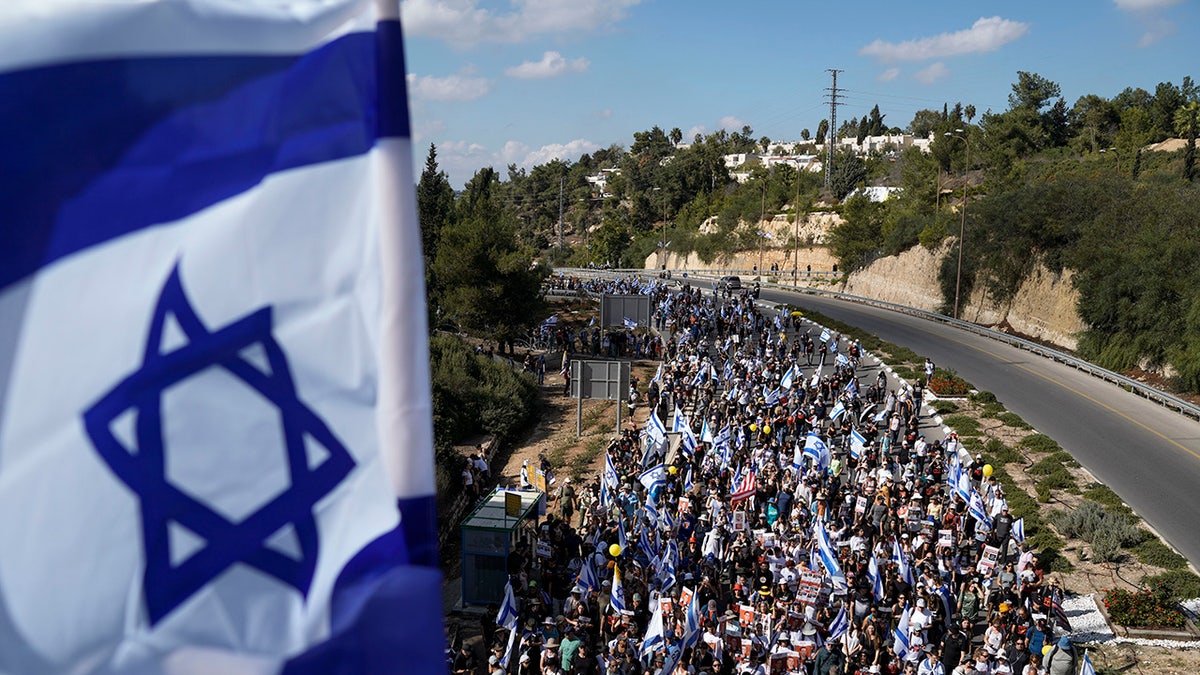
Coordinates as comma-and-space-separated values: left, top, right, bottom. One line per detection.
841, 244, 1087, 351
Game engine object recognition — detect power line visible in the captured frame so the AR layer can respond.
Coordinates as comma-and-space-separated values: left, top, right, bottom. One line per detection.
824, 68, 844, 189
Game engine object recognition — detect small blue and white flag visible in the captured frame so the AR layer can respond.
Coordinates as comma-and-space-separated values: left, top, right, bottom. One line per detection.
623, 317, 638, 329
828, 603, 849, 641
1080, 649, 1097, 675
845, 378, 859, 397
543, 314, 560, 328
969, 490, 992, 528
673, 407, 697, 457
829, 400, 847, 422
577, 558, 599, 594
496, 578, 520, 631
641, 602, 666, 658
828, 340, 839, 354
814, 520, 848, 590
701, 418, 715, 446
610, 565, 627, 614
835, 353, 850, 368
0, 3, 445, 673
820, 328, 831, 343
1012, 517, 1026, 543
618, 515, 629, 554
764, 386, 781, 407
893, 605, 912, 661
639, 464, 668, 494
804, 432, 831, 473
780, 364, 796, 391
683, 585, 702, 648
849, 428, 867, 460
868, 552, 885, 602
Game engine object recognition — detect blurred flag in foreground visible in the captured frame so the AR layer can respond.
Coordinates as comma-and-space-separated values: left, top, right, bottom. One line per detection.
0, 1, 445, 673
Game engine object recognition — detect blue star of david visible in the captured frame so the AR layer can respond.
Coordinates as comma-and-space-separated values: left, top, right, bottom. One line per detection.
84, 264, 355, 625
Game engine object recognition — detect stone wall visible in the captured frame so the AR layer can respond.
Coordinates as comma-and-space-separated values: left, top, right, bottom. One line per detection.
841, 244, 1087, 351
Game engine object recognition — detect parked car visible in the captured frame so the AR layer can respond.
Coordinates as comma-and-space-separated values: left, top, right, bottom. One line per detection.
716, 275, 741, 291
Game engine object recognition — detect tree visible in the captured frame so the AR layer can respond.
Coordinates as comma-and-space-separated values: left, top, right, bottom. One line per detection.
669, 127, 683, 147
760, 136, 772, 153
801, 128, 811, 141
1185, 107, 1197, 183
908, 109, 943, 137
816, 119, 830, 145
964, 105, 977, 125
1008, 71, 1061, 112
417, 144, 456, 307
828, 151, 867, 200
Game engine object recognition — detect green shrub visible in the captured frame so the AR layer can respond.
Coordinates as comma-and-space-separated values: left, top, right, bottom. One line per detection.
1049, 501, 1142, 562
983, 438, 1022, 466
959, 436, 985, 452
1134, 538, 1189, 570
931, 400, 960, 415
892, 365, 918, 382
978, 401, 1006, 418
1144, 569, 1200, 601
1084, 484, 1133, 515
943, 414, 981, 436
1019, 434, 1060, 453
996, 411, 1032, 430
969, 390, 998, 404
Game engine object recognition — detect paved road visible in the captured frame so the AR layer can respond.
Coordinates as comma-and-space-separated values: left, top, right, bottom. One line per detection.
761, 287, 1200, 569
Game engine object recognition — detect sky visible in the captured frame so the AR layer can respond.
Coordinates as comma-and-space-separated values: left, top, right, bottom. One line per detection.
400, 0, 1197, 188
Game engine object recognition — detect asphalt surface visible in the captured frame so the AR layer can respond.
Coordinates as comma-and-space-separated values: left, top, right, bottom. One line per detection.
761, 286, 1200, 569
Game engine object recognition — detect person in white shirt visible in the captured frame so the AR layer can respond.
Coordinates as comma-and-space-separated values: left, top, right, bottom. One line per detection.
918, 647, 946, 675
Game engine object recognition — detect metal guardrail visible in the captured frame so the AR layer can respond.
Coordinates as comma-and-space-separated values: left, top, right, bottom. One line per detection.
556, 267, 1200, 423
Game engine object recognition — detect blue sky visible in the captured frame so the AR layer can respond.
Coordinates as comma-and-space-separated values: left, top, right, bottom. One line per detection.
401, 0, 1197, 188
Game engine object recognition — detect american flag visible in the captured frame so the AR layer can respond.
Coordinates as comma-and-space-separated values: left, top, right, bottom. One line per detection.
730, 467, 757, 503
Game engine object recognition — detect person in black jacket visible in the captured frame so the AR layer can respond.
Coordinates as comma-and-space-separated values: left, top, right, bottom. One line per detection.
940, 616, 971, 673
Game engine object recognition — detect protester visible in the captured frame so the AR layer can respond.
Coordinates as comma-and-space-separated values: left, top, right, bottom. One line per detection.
487, 275, 1063, 675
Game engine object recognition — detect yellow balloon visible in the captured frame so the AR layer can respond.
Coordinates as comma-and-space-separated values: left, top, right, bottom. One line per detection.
750, 424, 758, 432
999, 602, 1009, 613
668, 465, 678, 475
609, 544, 622, 557
1042, 645, 1052, 656
983, 464, 994, 477
763, 425, 772, 435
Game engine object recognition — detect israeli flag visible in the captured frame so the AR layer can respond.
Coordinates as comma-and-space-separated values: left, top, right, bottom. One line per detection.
618, 515, 629, 554
577, 558, 599, 594
820, 328, 831, 343
804, 432, 831, 473
814, 520, 848, 590
673, 407, 697, 457
828, 340, 838, 354
623, 317, 638, 329
835, 353, 850, 368
780, 364, 796, 390
604, 452, 621, 491
1080, 650, 1097, 675
543, 314, 560, 327
1012, 517, 1026, 543
683, 585, 702, 648
0, 3, 445, 673
845, 378, 859, 397
969, 491, 993, 528
639, 464, 668, 494
641, 602, 665, 658
829, 400, 847, 422
496, 578, 519, 631
700, 418, 715, 446
892, 605, 912, 661
764, 386, 781, 407
868, 552, 885, 602
828, 603, 849, 641
610, 565, 627, 614
849, 428, 867, 460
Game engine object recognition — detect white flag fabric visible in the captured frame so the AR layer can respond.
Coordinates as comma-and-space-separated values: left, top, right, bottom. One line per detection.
0, 2, 445, 673
641, 602, 665, 657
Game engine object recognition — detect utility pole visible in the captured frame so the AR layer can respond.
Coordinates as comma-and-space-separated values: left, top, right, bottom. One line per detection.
824, 68, 843, 189
557, 175, 564, 251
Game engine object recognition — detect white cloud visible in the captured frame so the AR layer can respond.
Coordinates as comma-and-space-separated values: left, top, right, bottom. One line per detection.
1114, 0, 1181, 9
913, 62, 950, 84
685, 125, 706, 141
498, 141, 530, 164
859, 16, 1029, 63
718, 115, 746, 131
878, 67, 900, 82
406, 71, 491, 102
412, 118, 447, 143
402, 0, 642, 46
1137, 16, 1177, 46
504, 51, 590, 79
523, 139, 602, 166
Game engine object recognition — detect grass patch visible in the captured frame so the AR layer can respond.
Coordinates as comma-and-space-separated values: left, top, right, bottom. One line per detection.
1084, 483, 1134, 516
996, 411, 1032, 430
959, 436, 985, 453
892, 365, 919, 382
978, 401, 1006, 418
931, 400, 960, 415
1145, 569, 1200, 601
545, 436, 574, 469
983, 437, 1022, 465
1049, 501, 1142, 562
1019, 434, 1060, 453
984, 461, 1068, 569
567, 437, 607, 481
583, 401, 613, 431
1133, 538, 1189, 570
943, 414, 982, 436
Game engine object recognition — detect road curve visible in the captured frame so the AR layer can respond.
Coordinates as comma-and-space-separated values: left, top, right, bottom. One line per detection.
761, 286, 1200, 569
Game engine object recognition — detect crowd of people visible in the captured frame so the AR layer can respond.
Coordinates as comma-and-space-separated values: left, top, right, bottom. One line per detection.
472, 275, 1082, 675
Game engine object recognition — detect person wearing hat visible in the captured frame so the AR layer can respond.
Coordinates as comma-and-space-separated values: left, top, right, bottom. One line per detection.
452, 642, 478, 675
940, 616, 971, 673
917, 645, 945, 675
1044, 637, 1076, 675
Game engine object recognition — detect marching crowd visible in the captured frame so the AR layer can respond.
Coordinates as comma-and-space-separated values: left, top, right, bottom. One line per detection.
469, 276, 1087, 675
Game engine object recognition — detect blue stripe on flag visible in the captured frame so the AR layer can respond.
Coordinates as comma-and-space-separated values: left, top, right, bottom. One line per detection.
1, 22, 410, 293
